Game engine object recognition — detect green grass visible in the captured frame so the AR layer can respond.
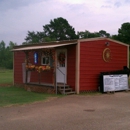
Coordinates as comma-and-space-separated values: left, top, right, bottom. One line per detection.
0, 86, 58, 107
0, 69, 13, 84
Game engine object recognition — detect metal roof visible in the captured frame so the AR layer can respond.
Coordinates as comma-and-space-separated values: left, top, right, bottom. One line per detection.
78, 37, 129, 47
12, 37, 129, 52
12, 42, 77, 51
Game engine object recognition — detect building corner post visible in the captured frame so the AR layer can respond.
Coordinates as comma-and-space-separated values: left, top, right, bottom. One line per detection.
75, 41, 80, 94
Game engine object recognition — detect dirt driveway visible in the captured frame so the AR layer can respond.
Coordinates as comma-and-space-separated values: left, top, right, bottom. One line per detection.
0, 92, 130, 130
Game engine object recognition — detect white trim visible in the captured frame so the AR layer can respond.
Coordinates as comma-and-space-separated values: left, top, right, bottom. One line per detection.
75, 41, 80, 94
12, 42, 77, 51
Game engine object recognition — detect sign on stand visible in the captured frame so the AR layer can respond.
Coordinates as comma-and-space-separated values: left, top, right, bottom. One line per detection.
103, 74, 128, 92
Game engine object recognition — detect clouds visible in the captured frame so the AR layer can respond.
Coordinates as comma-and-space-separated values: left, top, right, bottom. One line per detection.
0, 0, 43, 11
0, 0, 130, 45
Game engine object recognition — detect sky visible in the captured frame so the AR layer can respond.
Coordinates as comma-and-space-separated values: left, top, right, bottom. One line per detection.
0, 0, 130, 45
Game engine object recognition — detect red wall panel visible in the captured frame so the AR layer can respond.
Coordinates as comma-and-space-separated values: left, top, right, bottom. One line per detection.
80, 40, 128, 92
14, 51, 53, 85
14, 51, 25, 84
67, 45, 76, 90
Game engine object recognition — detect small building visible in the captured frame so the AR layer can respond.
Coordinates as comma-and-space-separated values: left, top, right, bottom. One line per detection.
12, 37, 129, 94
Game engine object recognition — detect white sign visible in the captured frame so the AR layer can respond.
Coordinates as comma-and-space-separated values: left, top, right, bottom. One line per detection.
103, 74, 128, 92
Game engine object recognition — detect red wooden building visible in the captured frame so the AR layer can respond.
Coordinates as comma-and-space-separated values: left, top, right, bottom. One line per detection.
12, 37, 129, 94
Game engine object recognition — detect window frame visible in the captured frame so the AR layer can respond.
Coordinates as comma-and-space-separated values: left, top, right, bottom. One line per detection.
41, 55, 50, 65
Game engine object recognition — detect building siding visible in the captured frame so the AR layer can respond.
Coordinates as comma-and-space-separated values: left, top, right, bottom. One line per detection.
28, 51, 53, 84
67, 45, 76, 90
14, 51, 54, 85
14, 51, 25, 85
79, 39, 128, 92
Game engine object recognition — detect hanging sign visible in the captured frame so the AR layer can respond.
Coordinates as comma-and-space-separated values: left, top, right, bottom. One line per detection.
34, 52, 38, 64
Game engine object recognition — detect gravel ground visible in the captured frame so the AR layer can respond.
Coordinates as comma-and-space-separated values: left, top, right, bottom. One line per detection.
0, 92, 130, 130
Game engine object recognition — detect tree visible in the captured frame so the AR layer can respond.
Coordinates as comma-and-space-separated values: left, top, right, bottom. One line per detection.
78, 30, 110, 39
111, 22, 130, 44
0, 40, 5, 51
43, 17, 78, 41
23, 17, 78, 44
99, 30, 110, 37
117, 22, 130, 44
111, 34, 119, 41
24, 31, 45, 44
77, 30, 100, 38
0, 41, 16, 69
78, 30, 90, 38
5, 41, 16, 69
0, 41, 6, 67
8, 41, 17, 49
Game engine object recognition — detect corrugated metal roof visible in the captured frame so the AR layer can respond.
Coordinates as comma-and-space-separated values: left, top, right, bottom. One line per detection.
12, 42, 77, 51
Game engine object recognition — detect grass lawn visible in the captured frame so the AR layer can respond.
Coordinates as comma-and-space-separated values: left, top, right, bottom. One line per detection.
0, 69, 61, 107
0, 69, 13, 84
0, 86, 59, 107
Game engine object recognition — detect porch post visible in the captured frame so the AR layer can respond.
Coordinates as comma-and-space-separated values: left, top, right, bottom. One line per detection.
24, 51, 29, 84
75, 41, 80, 94
13, 52, 14, 85
52, 49, 57, 94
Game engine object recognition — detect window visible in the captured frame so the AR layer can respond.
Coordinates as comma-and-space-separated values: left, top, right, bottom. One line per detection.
41, 56, 50, 65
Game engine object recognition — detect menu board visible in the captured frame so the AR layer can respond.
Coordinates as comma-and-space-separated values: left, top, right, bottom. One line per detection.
103, 74, 128, 92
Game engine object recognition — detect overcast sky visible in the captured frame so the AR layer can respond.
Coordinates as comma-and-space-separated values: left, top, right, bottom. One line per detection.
0, 0, 130, 45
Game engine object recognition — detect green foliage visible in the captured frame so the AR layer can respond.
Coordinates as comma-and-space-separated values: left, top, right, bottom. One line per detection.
23, 17, 130, 46
99, 30, 110, 37
24, 17, 78, 45
0, 41, 16, 69
43, 17, 78, 40
118, 22, 130, 44
24, 31, 45, 44
111, 34, 119, 41
0, 86, 57, 107
78, 30, 110, 39
112, 22, 130, 45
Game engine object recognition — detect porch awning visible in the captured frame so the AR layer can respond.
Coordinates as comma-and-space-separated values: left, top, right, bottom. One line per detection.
12, 42, 77, 51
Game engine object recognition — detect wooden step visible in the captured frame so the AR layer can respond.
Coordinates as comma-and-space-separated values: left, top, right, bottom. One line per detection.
59, 88, 72, 91
58, 86, 70, 89
57, 83, 75, 95
57, 84, 69, 87
57, 84, 70, 89
64, 91, 76, 95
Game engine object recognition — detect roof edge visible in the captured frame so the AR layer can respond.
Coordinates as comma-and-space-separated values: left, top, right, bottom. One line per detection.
12, 42, 77, 52
78, 37, 129, 47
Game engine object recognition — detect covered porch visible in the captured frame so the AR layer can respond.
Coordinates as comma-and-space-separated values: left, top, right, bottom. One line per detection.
12, 40, 77, 94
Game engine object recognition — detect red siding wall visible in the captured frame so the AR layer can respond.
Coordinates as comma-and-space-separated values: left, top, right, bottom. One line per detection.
67, 45, 76, 90
14, 51, 53, 85
28, 51, 53, 84
80, 40, 128, 92
30, 70, 53, 84
14, 51, 25, 85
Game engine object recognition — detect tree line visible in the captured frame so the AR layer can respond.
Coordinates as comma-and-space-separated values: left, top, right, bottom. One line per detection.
0, 41, 16, 69
23, 17, 130, 45
1, 17, 130, 69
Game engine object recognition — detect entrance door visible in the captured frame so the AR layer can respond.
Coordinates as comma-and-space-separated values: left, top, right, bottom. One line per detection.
56, 49, 67, 83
